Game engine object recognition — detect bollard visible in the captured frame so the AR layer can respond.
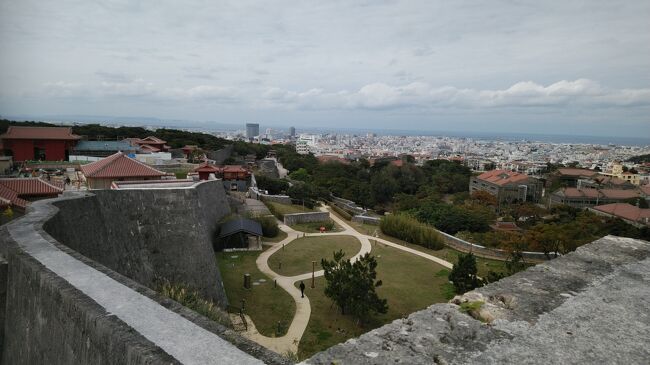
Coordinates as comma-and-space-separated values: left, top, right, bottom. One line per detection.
244, 273, 251, 289
274, 279, 277, 288
311, 261, 316, 288
279, 262, 282, 270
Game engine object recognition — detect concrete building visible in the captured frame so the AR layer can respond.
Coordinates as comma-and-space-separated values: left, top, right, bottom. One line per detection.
80, 152, 167, 189
289, 126, 296, 137
0, 126, 81, 161
470, 169, 543, 203
72, 140, 140, 157
245, 123, 259, 140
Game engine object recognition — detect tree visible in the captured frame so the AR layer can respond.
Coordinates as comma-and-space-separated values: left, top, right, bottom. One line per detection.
321, 250, 388, 323
288, 167, 310, 181
448, 253, 482, 294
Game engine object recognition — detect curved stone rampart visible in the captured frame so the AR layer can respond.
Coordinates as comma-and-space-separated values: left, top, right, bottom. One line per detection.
43, 180, 228, 303
0, 182, 290, 365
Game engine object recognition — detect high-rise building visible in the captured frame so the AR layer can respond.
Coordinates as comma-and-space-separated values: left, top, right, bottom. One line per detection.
289, 126, 296, 137
245, 123, 259, 140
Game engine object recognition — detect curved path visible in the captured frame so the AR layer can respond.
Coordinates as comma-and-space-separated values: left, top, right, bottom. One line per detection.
235, 205, 453, 355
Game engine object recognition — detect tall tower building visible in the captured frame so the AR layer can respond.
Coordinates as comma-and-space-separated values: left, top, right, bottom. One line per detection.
290, 126, 296, 137
245, 123, 259, 140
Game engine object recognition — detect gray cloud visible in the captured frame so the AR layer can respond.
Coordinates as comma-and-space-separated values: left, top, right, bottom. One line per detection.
0, 0, 649, 135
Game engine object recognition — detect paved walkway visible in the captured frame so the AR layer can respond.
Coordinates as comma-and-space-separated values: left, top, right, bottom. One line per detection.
235, 205, 454, 355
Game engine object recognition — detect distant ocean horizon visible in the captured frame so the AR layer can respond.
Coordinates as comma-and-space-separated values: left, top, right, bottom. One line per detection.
7, 114, 649, 147
308, 127, 650, 147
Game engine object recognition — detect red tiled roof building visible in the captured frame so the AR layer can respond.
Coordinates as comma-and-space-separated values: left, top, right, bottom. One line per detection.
0, 178, 64, 211
81, 152, 166, 189
470, 169, 543, 203
0, 126, 81, 161
550, 187, 641, 208
194, 162, 221, 180
591, 203, 650, 227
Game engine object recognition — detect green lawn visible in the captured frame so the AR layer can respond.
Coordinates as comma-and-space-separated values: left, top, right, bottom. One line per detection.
290, 220, 345, 233
216, 250, 295, 337
344, 218, 508, 278
265, 201, 315, 216
297, 241, 452, 359
268, 235, 362, 277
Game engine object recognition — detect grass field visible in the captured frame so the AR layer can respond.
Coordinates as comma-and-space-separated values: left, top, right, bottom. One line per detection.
265, 201, 315, 216
343, 217, 508, 278
297, 240, 453, 359
290, 220, 344, 233
267, 235, 362, 277
216, 250, 295, 337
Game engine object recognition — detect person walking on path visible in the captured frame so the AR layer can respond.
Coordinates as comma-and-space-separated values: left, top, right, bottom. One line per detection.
299, 281, 306, 298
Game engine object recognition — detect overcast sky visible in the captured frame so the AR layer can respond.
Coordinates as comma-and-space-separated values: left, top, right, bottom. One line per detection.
1, 0, 649, 136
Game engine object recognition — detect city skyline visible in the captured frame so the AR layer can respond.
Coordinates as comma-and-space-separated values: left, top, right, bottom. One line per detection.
1, 1, 649, 137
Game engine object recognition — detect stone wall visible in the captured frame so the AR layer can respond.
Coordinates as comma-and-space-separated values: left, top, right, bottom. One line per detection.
0, 190, 290, 365
351, 215, 380, 225
249, 187, 292, 204
436, 229, 554, 262
43, 180, 230, 304
306, 235, 650, 364
283, 211, 329, 225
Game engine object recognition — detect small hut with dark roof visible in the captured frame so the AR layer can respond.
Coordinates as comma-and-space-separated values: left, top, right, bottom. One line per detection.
216, 217, 263, 251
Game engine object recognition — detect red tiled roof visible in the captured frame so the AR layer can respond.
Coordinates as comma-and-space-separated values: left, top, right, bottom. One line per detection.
0, 126, 81, 140
640, 185, 650, 196
194, 162, 221, 173
556, 168, 598, 177
139, 144, 161, 153
0, 184, 28, 209
0, 178, 63, 209
490, 221, 522, 231
80, 152, 165, 178
476, 169, 529, 186
223, 165, 249, 173
593, 203, 650, 224
138, 136, 166, 144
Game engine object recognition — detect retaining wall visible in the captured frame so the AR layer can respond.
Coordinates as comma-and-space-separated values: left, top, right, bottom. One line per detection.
43, 180, 230, 304
0, 189, 290, 365
249, 187, 292, 204
352, 215, 380, 225
283, 211, 330, 225
436, 229, 556, 262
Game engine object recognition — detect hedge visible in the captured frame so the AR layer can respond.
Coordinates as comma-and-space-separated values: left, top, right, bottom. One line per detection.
379, 214, 444, 250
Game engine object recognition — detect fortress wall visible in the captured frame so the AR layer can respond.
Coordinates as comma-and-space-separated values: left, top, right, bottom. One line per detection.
0, 190, 290, 365
42, 180, 229, 304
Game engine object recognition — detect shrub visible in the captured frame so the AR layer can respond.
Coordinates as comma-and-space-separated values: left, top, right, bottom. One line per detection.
254, 216, 280, 237
379, 213, 444, 250
158, 281, 230, 326
330, 203, 353, 220
263, 199, 284, 220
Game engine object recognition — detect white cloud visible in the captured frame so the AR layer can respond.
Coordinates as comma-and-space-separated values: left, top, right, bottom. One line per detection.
259, 79, 650, 110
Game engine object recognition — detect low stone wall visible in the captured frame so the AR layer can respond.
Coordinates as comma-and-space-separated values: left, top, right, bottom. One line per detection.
283, 211, 329, 225
352, 215, 380, 225
436, 229, 555, 262
306, 236, 650, 364
0, 191, 290, 365
249, 187, 292, 204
